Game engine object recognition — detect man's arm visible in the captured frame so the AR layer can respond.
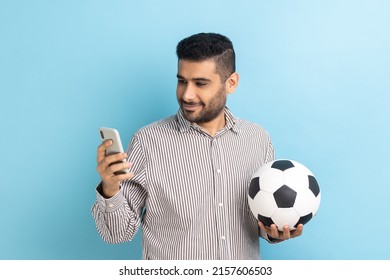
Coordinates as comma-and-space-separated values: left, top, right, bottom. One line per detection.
92, 135, 147, 243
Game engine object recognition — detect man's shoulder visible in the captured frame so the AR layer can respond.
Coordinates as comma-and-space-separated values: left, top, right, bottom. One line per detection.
235, 117, 271, 135
135, 114, 178, 136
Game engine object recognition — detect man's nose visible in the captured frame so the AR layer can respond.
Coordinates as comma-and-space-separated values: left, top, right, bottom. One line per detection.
182, 83, 196, 101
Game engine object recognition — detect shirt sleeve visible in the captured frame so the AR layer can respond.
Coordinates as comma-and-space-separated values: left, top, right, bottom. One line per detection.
91, 134, 148, 244
265, 138, 275, 164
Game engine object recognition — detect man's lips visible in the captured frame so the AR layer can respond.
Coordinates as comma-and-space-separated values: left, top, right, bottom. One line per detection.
182, 102, 202, 112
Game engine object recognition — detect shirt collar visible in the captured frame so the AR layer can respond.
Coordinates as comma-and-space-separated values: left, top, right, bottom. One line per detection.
176, 106, 240, 134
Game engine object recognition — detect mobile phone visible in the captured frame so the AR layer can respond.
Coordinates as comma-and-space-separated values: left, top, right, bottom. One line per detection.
99, 127, 129, 175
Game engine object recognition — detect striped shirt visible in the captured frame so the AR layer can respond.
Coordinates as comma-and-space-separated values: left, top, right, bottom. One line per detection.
92, 107, 275, 260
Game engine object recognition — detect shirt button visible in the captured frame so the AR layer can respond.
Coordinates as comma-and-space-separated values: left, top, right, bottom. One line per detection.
221, 235, 226, 240
108, 203, 114, 208
218, 203, 223, 207
216, 169, 221, 173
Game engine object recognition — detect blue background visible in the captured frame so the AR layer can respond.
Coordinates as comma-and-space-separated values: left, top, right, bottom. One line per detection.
1, 0, 389, 260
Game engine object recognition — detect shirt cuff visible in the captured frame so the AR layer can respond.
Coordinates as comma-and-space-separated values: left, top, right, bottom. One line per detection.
95, 182, 125, 213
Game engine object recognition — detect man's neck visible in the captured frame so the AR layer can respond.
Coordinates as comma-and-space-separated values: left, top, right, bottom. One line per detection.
197, 111, 226, 137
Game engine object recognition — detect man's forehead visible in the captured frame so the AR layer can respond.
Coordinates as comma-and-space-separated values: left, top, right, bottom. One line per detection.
177, 59, 219, 78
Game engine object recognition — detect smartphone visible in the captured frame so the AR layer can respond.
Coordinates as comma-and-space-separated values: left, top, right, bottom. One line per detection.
99, 127, 129, 175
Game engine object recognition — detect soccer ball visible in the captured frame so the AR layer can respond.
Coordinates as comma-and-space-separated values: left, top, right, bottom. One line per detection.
248, 159, 321, 231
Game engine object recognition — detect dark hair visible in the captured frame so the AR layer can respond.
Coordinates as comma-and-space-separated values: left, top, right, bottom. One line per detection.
176, 33, 236, 81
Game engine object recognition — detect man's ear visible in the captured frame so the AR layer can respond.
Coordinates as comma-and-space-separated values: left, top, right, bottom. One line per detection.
225, 72, 240, 94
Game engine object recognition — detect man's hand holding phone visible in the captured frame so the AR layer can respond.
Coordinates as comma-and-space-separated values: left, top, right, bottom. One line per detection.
96, 136, 134, 198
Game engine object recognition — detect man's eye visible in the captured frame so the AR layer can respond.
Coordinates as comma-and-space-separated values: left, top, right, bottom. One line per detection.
178, 79, 187, 85
196, 82, 207, 87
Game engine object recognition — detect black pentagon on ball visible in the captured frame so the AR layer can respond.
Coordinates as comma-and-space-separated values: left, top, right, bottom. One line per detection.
308, 175, 320, 197
258, 214, 274, 228
294, 213, 313, 228
248, 177, 260, 199
273, 185, 297, 208
271, 160, 295, 171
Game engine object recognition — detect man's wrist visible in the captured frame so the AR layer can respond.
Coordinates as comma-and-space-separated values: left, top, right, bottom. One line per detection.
97, 182, 120, 198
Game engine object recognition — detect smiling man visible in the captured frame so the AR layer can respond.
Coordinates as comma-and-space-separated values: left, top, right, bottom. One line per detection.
176, 58, 237, 137
92, 33, 303, 260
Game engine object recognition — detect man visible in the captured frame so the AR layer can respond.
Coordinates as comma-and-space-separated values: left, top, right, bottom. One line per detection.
92, 33, 303, 260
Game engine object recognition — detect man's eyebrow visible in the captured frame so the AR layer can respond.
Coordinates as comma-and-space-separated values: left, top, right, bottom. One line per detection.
176, 74, 211, 82
193, 77, 212, 82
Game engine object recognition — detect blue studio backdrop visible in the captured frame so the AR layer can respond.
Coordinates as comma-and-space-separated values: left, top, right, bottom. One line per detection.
0, 0, 389, 260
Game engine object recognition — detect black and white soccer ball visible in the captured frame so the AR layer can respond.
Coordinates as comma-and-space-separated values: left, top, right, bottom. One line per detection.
248, 159, 321, 231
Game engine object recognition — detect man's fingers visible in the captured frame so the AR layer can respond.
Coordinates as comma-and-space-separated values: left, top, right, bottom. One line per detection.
114, 171, 135, 182
97, 140, 112, 163
259, 222, 303, 241
108, 161, 132, 175
98, 155, 128, 175
258, 221, 265, 230
269, 224, 279, 237
282, 225, 291, 239
258, 222, 278, 237
99, 152, 127, 169
258, 221, 269, 235
291, 224, 303, 238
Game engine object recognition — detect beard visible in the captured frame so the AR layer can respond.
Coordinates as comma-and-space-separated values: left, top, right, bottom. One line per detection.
179, 85, 227, 123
